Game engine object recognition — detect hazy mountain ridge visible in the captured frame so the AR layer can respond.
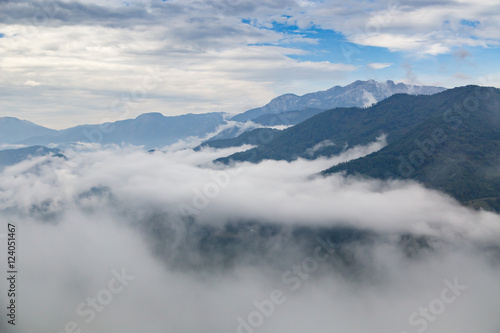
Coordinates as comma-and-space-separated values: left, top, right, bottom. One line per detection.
195, 128, 282, 150
0, 117, 58, 144
0, 145, 64, 169
251, 108, 326, 127
0, 80, 445, 149
231, 80, 446, 123
15, 112, 227, 149
218, 85, 500, 211
217, 90, 455, 164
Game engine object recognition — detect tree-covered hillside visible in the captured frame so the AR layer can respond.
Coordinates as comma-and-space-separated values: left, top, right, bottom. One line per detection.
324, 86, 500, 209
219, 86, 481, 164
218, 85, 500, 211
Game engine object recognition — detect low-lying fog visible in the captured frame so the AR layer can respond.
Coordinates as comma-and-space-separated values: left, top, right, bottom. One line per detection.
0, 139, 499, 333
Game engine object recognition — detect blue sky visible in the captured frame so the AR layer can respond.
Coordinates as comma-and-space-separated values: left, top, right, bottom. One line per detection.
0, 0, 499, 128
243, 16, 499, 88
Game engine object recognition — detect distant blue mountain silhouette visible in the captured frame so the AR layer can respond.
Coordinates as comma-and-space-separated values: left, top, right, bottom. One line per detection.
11, 112, 226, 149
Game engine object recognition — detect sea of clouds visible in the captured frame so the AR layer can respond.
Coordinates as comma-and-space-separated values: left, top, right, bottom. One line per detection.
0, 139, 499, 333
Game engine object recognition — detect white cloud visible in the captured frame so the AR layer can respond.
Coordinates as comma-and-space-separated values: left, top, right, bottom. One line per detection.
0, 140, 498, 240
304, 0, 500, 55
362, 89, 378, 107
366, 62, 392, 70
22, 79, 42, 86
0, 12, 356, 128
0, 143, 499, 332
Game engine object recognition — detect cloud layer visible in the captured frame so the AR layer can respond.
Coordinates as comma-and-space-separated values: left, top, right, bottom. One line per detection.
0, 142, 499, 332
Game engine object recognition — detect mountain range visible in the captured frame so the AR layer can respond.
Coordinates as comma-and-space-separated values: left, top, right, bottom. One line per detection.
231, 80, 445, 123
218, 85, 500, 211
323, 86, 500, 210
0, 146, 63, 169
18, 112, 226, 148
0, 117, 58, 143
0, 80, 445, 149
0, 113, 227, 150
1, 81, 499, 211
